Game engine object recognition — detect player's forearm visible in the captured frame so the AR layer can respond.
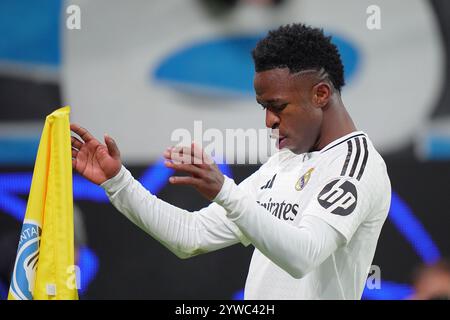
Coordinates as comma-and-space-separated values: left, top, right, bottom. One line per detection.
100, 166, 212, 258
214, 176, 344, 279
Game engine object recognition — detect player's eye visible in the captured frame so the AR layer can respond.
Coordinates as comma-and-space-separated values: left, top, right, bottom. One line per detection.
259, 103, 288, 112
271, 104, 288, 113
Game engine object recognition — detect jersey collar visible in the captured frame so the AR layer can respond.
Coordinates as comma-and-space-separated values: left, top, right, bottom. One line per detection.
281, 131, 367, 163
319, 131, 367, 154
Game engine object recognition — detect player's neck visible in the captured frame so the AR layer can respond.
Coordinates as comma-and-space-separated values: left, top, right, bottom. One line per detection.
314, 101, 357, 152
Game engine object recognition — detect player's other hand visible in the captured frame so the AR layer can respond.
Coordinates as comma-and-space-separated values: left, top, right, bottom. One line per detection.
163, 143, 224, 200
70, 123, 122, 185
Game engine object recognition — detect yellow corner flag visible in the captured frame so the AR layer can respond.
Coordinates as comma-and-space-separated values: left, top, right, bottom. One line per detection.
8, 106, 79, 300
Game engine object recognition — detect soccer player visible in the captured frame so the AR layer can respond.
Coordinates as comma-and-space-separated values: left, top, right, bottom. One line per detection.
70, 24, 391, 299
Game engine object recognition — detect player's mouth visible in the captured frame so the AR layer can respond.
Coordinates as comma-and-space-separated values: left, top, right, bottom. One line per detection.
270, 130, 288, 149
278, 135, 288, 149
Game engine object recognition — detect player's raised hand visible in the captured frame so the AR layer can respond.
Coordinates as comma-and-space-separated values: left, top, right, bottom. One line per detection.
70, 123, 122, 185
163, 142, 224, 200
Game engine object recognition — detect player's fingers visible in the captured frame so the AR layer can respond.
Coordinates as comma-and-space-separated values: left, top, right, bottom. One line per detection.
170, 145, 209, 166
70, 123, 95, 142
191, 142, 214, 166
183, 142, 210, 164
71, 136, 83, 150
72, 148, 79, 159
163, 146, 175, 160
170, 146, 201, 165
72, 158, 76, 169
104, 134, 120, 159
70, 123, 84, 139
168, 175, 201, 186
164, 161, 204, 177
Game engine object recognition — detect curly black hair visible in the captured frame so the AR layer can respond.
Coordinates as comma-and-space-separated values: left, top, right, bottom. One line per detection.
252, 23, 345, 92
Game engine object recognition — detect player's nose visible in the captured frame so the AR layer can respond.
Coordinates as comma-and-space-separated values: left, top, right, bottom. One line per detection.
265, 109, 280, 129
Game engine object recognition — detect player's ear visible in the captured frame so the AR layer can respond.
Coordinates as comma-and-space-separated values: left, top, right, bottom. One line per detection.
312, 82, 331, 108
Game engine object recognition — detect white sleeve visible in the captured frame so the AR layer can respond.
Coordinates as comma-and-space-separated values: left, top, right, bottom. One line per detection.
100, 166, 252, 259
302, 176, 372, 243
213, 177, 345, 279
301, 150, 383, 243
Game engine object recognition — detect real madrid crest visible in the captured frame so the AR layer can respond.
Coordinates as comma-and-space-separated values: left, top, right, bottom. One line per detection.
295, 167, 314, 191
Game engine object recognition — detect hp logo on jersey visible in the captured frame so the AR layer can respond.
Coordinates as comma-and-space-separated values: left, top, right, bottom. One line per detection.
317, 179, 358, 216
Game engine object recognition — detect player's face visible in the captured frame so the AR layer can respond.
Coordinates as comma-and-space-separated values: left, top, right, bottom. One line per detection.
254, 68, 323, 154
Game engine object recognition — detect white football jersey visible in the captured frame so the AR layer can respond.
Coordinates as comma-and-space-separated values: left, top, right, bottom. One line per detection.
102, 130, 390, 300
237, 131, 391, 299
